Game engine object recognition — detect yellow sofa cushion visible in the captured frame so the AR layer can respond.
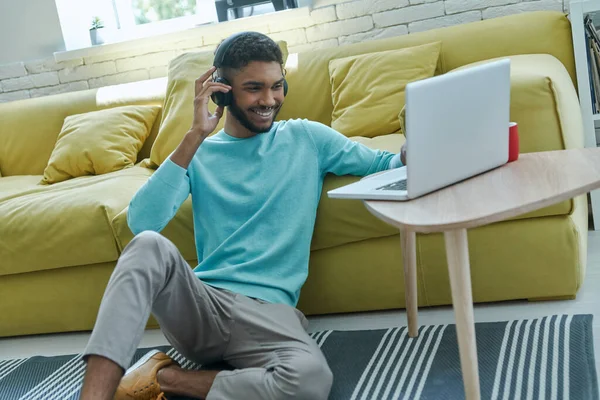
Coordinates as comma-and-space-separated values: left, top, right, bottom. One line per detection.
329, 42, 441, 138
148, 42, 289, 167
0, 167, 152, 277
40, 105, 160, 185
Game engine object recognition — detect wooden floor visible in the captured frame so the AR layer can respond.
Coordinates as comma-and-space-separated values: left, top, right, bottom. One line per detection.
2, 232, 600, 378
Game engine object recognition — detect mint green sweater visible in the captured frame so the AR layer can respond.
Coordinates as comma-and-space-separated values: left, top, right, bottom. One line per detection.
128, 119, 401, 306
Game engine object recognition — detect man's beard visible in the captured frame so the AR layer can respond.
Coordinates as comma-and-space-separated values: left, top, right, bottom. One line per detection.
228, 97, 280, 134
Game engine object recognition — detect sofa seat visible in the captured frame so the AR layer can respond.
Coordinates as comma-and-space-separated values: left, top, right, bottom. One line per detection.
0, 166, 153, 277
0, 175, 44, 202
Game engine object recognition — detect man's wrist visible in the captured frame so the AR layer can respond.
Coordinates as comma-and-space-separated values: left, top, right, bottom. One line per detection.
184, 129, 207, 147
187, 128, 208, 140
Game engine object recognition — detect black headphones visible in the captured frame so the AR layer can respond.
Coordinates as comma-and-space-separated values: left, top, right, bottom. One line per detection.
211, 31, 289, 108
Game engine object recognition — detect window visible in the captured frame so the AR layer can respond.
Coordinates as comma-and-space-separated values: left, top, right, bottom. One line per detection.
128, 0, 197, 25
55, 0, 218, 50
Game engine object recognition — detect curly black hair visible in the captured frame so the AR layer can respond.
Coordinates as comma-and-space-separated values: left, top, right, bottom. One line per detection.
215, 32, 284, 72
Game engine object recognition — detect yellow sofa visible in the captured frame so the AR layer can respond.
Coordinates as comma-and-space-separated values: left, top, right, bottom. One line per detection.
0, 10, 588, 337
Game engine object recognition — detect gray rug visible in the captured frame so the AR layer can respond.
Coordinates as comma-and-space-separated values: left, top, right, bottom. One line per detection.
0, 314, 597, 399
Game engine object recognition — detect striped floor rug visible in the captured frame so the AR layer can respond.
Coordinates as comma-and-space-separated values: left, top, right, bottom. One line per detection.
0, 314, 597, 399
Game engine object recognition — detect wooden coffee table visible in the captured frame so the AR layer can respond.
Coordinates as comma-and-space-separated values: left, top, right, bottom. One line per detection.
363, 148, 600, 400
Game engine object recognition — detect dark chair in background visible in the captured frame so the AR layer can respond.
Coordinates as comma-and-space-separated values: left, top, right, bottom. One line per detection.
215, 0, 298, 22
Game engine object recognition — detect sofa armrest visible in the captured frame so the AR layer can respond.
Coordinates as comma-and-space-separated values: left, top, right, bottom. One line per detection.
512, 54, 584, 151
453, 54, 584, 152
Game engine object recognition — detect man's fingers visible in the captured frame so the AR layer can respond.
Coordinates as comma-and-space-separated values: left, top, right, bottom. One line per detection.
198, 85, 230, 100
213, 105, 224, 119
196, 82, 231, 100
194, 86, 230, 107
195, 66, 217, 96
202, 81, 232, 91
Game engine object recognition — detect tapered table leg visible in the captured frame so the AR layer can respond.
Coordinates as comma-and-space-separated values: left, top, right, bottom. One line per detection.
444, 228, 480, 400
400, 229, 418, 338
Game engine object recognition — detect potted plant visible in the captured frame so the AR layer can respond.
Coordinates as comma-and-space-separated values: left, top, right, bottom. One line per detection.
89, 17, 105, 45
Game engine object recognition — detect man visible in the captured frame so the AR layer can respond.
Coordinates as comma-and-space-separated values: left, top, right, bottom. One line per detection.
80, 31, 404, 400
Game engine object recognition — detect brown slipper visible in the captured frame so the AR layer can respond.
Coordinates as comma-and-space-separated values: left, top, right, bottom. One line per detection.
114, 350, 178, 400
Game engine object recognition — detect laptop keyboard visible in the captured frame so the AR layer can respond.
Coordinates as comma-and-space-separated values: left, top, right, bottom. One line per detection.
376, 179, 407, 191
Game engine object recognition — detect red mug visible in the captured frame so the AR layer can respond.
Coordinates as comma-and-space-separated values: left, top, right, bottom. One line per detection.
508, 122, 519, 162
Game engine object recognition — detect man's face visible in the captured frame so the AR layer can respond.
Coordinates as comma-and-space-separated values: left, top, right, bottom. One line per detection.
227, 61, 286, 134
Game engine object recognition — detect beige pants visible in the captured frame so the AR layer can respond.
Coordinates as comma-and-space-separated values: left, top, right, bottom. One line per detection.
83, 231, 333, 400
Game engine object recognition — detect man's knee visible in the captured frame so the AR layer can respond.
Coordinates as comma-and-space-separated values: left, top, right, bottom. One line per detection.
128, 230, 165, 249
123, 230, 173, 256
281, 354, 333, 400
118, 231, 170, 274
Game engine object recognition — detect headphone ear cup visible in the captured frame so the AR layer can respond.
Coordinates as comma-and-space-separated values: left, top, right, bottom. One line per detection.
283, 79, 288, 97
210, 76, 233, 107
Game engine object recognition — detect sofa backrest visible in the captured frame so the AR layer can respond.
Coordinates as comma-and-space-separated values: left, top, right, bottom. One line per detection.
0, 78, 167, 176
0, 10, 575, 176
278, 10, 576, 128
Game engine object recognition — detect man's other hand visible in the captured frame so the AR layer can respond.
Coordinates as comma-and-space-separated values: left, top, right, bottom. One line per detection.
400, 142, 407, 166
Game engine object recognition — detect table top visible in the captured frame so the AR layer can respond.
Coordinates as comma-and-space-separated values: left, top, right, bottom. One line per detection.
364, 148, 600, 233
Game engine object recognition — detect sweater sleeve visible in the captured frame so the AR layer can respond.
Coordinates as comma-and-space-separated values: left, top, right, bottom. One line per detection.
303, 120, 403, 176
127, 158, 191, 235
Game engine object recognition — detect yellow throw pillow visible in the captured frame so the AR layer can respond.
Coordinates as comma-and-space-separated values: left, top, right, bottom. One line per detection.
148, 41, 289, 167
41, 105, 160, 185
329, 41, 441, 138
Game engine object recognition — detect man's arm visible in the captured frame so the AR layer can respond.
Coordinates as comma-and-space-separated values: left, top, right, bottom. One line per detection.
128, 66, 231, 235
304, 120, 403, 177
127, 159, 191, 234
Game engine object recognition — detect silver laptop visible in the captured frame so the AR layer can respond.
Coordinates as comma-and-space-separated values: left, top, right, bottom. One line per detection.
327, 58, 511, 201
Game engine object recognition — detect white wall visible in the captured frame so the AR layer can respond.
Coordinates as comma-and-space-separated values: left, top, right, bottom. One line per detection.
0, 0, 65, 64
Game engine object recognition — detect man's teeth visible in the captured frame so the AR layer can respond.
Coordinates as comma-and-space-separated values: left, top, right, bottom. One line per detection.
252, 108, 273, 117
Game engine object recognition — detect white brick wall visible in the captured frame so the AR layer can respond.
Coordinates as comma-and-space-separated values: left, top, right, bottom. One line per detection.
445, 0, 519, 14
482, 0, 562, 18
88, 70, 150, 89
30, 81, 89, 98
0, 90, 30, 102
149, 66, 168, 79
270, 29, 308, 47
0, 0, 569, 103
373, 2, 445, 27
0, 63, 27, 80
116, 51, 177, 73
409, 9, 482, 32
289, 38, 339, 53
58, 62, 117, 83
25, 57, 83, 74
339, 24, 409, 45
306, 16, 374, 41
336, 0, 409, 19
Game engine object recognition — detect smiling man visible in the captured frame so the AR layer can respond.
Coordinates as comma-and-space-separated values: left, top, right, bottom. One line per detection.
79, 32, 402, 400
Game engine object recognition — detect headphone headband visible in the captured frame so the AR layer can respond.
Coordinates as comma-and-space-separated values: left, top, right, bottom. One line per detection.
213, 31, 251, 68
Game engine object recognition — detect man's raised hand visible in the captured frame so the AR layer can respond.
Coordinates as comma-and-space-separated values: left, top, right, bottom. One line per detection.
190, 66, 231, 138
